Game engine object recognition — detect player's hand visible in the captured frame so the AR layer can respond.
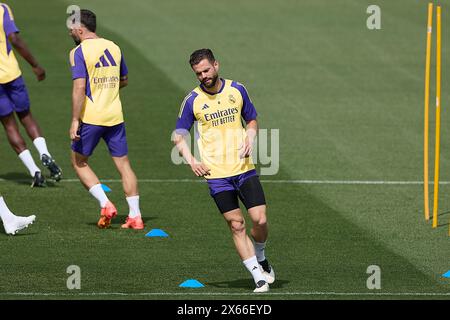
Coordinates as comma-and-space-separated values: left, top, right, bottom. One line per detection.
238, 136, 253, 159
32, 65, 46, 81
190, 160, 211, 177
70, 120, 80, 141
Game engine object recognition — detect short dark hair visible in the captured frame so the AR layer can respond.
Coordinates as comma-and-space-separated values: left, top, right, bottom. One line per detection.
189, 48, 215, 67
80, 9, 96, 32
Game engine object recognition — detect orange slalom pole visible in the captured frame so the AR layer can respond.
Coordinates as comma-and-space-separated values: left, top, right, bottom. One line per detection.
424, 3, 433, 221
432, 5, 441, 229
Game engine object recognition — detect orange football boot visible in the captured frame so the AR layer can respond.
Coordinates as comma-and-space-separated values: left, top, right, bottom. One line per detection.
97, 201, 117, 229
121, 216, 144, 230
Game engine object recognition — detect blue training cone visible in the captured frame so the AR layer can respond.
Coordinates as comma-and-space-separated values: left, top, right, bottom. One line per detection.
179, 279, 204, 288
443, 270, 450, 278
101, 184, 112, 192
145, 229, 169, 237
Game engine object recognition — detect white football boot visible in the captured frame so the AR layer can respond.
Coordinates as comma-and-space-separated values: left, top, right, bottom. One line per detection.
261, 266, 275, 284
3, 215, 36, 235
259, 260, 275, 284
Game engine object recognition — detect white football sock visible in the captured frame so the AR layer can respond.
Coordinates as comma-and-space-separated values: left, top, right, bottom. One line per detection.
0, 197, 15, 224
33, 137, 51, 158
88, 184, 109, 208
254, 241, 266, 262
126, 195, 141, 218
243, 256, 265, 284
18, 149, 41, 177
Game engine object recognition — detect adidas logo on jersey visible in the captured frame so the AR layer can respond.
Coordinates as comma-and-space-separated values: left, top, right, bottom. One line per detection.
202, 104, 209, 110
95, 49, 117, 68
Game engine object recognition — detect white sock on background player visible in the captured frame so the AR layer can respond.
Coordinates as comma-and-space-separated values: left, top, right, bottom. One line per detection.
33, 137, 51, 158
18, 149, 41, 177
126, 195, 141, 218
89, 184, 109, 208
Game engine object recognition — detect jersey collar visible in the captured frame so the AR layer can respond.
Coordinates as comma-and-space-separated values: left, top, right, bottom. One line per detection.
200, 78, 225, 95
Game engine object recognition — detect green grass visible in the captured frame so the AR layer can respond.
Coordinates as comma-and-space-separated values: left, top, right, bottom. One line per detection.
0, 0, 448, 299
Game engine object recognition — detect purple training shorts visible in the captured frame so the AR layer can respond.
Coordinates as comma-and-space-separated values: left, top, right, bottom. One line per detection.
0, 76, 31, 117
206, 169, 258, 196
71, 122, 128, 157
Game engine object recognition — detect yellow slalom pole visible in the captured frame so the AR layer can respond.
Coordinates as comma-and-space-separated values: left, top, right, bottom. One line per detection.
424, 3, 433, 221
433, 5, 441, 229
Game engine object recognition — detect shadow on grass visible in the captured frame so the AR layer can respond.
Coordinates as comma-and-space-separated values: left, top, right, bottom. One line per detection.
0, 172, 61, 188
437, 222, 450, 228
429, 211, 450, 228
0, 172, 31, 185
86, 215, 157, 227
0, 232, 38, 238
115, 215, 158, 225
206, 278, 289, 290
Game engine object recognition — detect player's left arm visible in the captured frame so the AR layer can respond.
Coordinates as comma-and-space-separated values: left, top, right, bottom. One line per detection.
4, 5, 45, 81
120, 76, 128, 88
240, 119, 258, 159
237, 82, 258, 158
119, 53, 128, 89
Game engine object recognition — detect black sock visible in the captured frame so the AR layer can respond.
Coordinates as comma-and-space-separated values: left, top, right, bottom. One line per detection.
259, 259, 271, 273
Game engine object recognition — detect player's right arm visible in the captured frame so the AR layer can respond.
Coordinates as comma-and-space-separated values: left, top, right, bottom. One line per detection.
69, 46, 87, 141
4, 5, 45, 81
70, 78, 85, 141
173, 93, 210, 177
173, 133, 210, 177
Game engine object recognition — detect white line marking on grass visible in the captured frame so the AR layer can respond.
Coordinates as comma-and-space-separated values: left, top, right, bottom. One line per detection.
1, 291, 450, 297
0, 178, 449, 185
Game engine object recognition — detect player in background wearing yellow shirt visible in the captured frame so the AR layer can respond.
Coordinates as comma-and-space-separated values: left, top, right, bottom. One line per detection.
173, 49, 275, 293
0, 3, 62, 187
68, 10, 143, 230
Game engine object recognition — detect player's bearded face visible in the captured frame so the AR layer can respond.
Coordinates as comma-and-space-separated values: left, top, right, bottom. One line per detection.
202, 73, 218, 88
193, 59, 219, 89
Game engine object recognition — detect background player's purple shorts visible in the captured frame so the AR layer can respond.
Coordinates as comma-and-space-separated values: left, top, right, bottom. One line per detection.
0, 76, 31, 117
72, 122, 128, 157
206, 169, 258, 196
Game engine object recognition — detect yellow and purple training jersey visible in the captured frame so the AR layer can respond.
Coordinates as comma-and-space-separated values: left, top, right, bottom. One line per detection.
0, 3, 21, 84
176, 78, 257, 179
70, 38, 128, 126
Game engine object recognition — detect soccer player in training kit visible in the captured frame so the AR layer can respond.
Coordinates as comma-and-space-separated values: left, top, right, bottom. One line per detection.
0, 195, 35, 235
173, 49, 275, 293
0, 3, 62, 187
68, 10, 144, 230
